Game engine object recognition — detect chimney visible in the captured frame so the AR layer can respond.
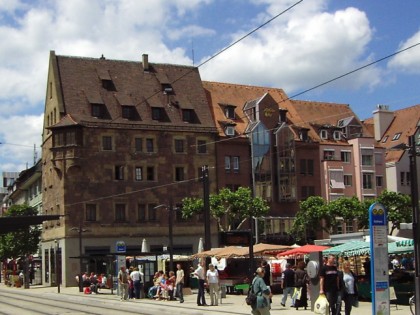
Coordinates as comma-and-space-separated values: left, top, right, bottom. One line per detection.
142, 54, 149, 72
373, 104, 394, 141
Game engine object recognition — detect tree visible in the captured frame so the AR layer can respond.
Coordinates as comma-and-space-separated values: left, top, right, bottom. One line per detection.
0, 204, 41, 261
290, 196, 329, 242
375, 190, 412, 235
181, 187, 269, 231
328, 196, 365, 232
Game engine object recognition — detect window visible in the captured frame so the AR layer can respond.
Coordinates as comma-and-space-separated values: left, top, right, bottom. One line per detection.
344, 175, 352, 187
333, 130, 341, 140
225, 106, 236, 119
307, 159, 314, 175
392, 133, 402, 141
362, 155, 373, 166
162, 83, 173, 94
102, 136, 112, 150
175, 167, 185, 181
225, 126, 235, 136
400, 172, 405, 186
382, 136, 389, 143
138, 204, 146, 222
92, 104, 103, 118
330, 170, 345, 189
135, 167, 143, 181
115, 166, 125, 180
407, 172, 411, 186
300, 159, 307, 174
174, 139, 185, 153
147, 166, 155, 181
301, 186, 315, 200
86, 204, 97, 222
376, 176, 383, 187
115, 204, 126, 222
148, 204, 157, 221
232, 156, 239, 171
363, 173, 373, 189
225, 156, 231, 170
182, 109, 194, 123
152, 107, 163, 120
135, 138, 142, 152
197, 140, 207, 154
323, 150, 335, 160
345, 219, 354, 233
122, 106, 135, 119
341, 151, 351, 163
320, 130, 328, 140
146, 138, 154, 153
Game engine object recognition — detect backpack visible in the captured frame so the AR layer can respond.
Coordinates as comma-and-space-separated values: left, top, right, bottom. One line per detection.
245, 279, 258, 306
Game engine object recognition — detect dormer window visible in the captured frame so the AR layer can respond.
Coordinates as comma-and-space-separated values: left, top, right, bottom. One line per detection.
162, 83, 173, 94
392, 133, 401, 141
122, 106, 136, 120
320, 129, 328, 140
152, 107, 164, 121
333, 130, 341, 141
92, 104, 104, 118
225, 126, 235, 136
299, 129, 309, 141
225, 106, 236, 119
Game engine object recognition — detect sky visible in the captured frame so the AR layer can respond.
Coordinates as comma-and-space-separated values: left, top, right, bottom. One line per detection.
0, 0, 419, 177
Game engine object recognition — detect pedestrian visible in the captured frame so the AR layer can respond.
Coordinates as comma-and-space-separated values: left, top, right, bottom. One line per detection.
261, 260, 271, 286
118, 266, 129, 301
194, 260, 207, 306
320, 254, 340, 315
176, 264, 185, 303
341, 261, 358, 315
250, 267, 272, 315
281, 263, 295, 307
206, 264, 219, 306
130, 267, 141, 299
294, 261, 308, 310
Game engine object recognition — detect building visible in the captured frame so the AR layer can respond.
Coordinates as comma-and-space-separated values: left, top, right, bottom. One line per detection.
41, 52, 218, 287
1, 172, 20, 214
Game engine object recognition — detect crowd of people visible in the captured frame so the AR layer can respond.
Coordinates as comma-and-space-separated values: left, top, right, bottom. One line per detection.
75, 272, 109, 294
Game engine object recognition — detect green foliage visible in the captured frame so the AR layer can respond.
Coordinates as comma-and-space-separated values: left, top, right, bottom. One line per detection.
181, 187, 269, 231
291, 190, 413, 241
0, 204, 41, 260
376, 190, 412, 234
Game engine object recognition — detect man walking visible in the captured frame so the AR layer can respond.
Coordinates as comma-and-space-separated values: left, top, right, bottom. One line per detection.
194, 260, 207, 306
176, 263, 184, 303
320, 254, 340, 315
281, 263, 295, 307
118, 266, 129, 301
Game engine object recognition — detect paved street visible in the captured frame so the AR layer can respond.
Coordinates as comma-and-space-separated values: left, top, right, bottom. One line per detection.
0, 284, 412, 314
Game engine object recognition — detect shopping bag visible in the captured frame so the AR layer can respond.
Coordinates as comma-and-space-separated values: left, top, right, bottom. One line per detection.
292, 287, 302, 300
314, 294, 329, 315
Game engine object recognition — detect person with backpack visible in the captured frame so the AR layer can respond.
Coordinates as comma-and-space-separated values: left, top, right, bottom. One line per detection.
250, 267, 272, 315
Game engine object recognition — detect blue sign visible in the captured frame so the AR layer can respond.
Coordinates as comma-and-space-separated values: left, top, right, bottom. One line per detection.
116, 240, 126, 253
369, 202, 390, 315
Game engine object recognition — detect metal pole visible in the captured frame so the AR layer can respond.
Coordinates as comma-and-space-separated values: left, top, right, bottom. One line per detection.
55, 240, 60, 293
408, 135, 420, 315
168, 201, 174, 271
78, 220, 83, 293
202, 165, 211, 251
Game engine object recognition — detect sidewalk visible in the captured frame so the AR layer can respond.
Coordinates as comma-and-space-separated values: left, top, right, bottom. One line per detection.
3, 284, 412, 314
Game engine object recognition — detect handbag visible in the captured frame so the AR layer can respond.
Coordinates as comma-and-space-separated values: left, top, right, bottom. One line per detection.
314, 294, 329, 315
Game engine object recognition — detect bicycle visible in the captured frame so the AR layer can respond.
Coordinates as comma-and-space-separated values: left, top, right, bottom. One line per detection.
409, 294, 415, 315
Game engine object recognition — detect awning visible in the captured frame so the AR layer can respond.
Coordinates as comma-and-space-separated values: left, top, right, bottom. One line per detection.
323, 241, 370, 257
277, 244, 330, 258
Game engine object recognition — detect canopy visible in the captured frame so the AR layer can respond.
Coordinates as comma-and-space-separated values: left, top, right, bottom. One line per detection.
191, 243, 290, 259
323, 241, 370, 257
277, 244, 330, 258
389, 240, 414, 254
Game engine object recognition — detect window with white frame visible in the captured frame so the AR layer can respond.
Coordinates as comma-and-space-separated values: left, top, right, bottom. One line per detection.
341, 151, 351, 163
363, 173, 373, 189
232, 156, 239, 171
135, 167, 143, 181
333, 130, 341, 140
320, 129, 328, 140
225, 156, 231, 170
323, 150, 335, 160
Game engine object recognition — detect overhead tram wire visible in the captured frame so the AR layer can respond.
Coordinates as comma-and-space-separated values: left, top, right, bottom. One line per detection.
106, 0, 304, 124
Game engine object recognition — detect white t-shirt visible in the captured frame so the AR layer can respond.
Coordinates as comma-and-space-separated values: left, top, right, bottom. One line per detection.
130, 270, 141, 281
206, 269, 219, 284
343, 272, 355, 294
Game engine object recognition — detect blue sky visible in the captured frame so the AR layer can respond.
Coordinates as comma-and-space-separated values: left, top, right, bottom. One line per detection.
0, 0, 419, 176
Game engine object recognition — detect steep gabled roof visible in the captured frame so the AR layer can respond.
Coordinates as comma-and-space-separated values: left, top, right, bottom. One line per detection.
52, 53, 216, 132
290, 99, 370, 143
375, 104, 420, 163
202, 81, 295, 137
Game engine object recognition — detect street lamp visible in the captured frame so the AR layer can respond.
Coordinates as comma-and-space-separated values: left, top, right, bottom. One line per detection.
70, 224, 89, 292
154, 203, 174, 271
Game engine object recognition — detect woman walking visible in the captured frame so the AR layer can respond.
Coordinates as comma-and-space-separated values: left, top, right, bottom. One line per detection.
341, 261, 358, 315
294, 261, 308, 310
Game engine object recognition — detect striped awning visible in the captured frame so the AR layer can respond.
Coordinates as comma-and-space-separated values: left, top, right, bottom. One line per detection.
322, 241, 370, 257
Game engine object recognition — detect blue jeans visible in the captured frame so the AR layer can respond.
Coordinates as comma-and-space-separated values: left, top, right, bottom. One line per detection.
282, 286, 295, 305
176, 282, 184, 301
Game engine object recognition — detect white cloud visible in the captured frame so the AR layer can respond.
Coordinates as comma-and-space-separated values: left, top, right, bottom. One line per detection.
0, 114, 43, 172
388, 30, 420, 73
200, 3, 381, 93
